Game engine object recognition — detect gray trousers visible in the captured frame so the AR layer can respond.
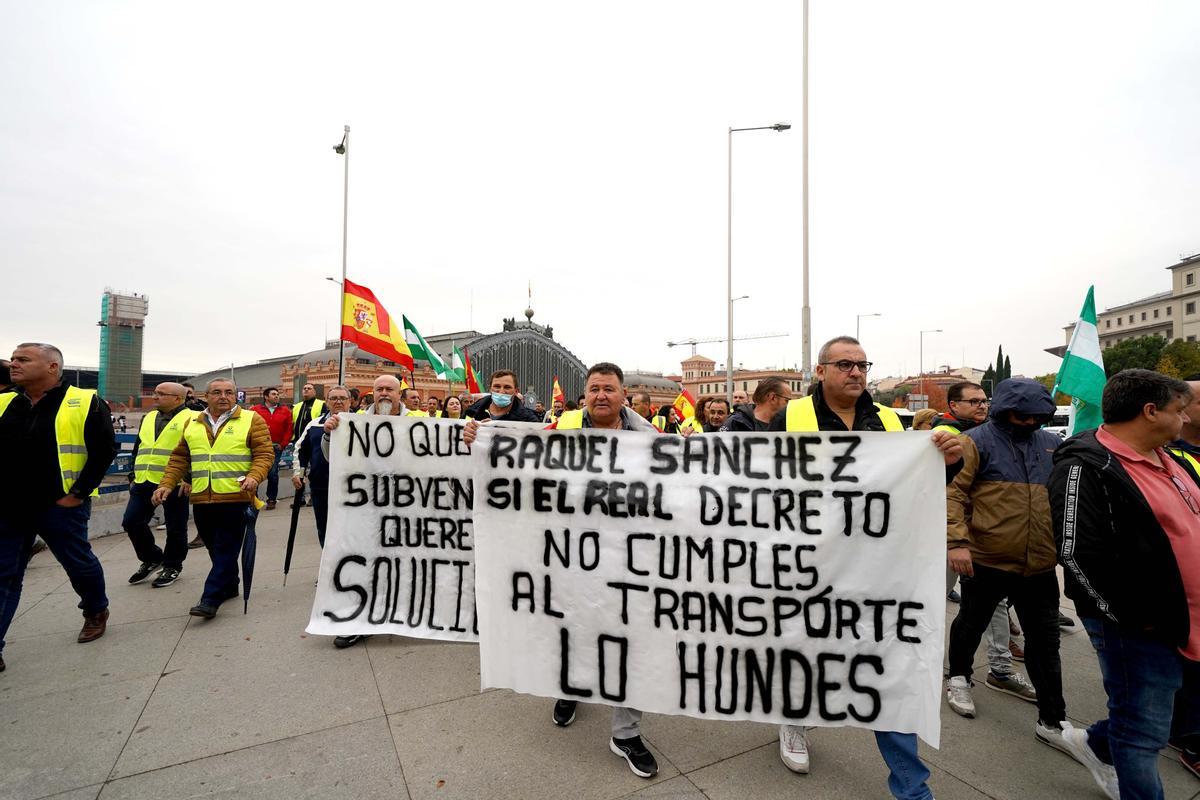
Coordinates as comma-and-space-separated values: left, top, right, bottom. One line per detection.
612, 706, 642, 738
985, 601, 1013, 675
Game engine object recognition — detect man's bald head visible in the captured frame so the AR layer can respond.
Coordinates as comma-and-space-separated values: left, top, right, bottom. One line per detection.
372, 374, 402, 414
153, 382, 187, 412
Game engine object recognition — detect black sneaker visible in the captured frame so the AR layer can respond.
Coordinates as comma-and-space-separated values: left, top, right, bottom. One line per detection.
334, 634, 367, 649
189, 603, 217, 619
128, 561, 162, 584
151, 567, 181, 588
610, 736, 658, 778
187, 535, 205, 549
552, 700, 577, 727
1058, 613, 1076, 629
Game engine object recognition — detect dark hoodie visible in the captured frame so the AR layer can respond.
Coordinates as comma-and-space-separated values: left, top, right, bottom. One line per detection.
946, 379, 1061, 574
1049, 429, 1199, 648
721, 403, 766, 432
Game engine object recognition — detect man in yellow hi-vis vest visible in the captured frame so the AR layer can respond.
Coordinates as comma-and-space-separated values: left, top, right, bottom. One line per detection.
1169, 375, 1200, 479
122, 382, 196, 589
766, 336, 964, 800
0, 343, 119, 672
291, 382, 325, 441
154, 378, 274, 619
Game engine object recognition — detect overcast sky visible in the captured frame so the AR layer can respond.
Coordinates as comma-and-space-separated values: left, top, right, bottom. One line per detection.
3, 1, 1198, 382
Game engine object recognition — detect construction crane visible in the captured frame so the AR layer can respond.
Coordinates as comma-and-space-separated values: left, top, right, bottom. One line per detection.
666, 333, 788, 356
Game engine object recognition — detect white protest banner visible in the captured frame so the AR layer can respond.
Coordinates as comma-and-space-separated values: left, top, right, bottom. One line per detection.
472, 427, 946, 745
307, 414, 478, 642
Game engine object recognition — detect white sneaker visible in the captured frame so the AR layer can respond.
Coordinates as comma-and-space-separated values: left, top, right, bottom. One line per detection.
1060, 727, 1119, 800
1035, 719, 1077, 758
779, 724, 810, 773
946, 676, 976, 718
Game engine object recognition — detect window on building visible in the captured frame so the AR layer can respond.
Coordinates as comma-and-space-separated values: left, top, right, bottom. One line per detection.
1167, 306, 1173, 315
1188, 302, 1196, 315
1189, 272, 1196, 286
1154, 309, 1160, 318
1129, 315, 1134, 323
1141, 312, 1147, 321
1117, 317, 1122, 326
1190, 336, 1197, 343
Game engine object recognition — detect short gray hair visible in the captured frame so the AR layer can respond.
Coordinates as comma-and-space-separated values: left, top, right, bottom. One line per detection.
16, 342, 64, 369
817, 336, 861, 364
206, 377, 236, 392
327, 384, 351, 398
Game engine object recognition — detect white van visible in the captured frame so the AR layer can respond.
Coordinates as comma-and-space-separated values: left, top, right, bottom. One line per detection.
1044, 405, 1075, 439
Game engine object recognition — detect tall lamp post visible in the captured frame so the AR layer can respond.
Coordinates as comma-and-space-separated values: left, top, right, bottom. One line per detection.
856, 312, 881, 341
727, 122, 790, 405
333, 125, 350, 385
919, 328, 942, 405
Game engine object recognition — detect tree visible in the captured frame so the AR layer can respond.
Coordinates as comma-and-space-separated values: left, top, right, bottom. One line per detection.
995, 346, 1005, 382
876, 383, 914, 407
981, 365, 995, 397
1156, 354, 1182, 378
1003, 355, 1012, 382
1159, 339, 1200, 378
1102, 335, 1167, 376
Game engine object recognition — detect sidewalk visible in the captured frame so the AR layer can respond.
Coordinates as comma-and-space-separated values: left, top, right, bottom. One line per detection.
2, 507, 1197, 800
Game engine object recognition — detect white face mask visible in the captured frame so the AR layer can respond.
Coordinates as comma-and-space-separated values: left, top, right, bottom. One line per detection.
375, 400, 394, 415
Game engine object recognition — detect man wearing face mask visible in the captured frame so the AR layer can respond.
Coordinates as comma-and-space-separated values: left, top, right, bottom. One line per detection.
944, 379, 1088, 767
464, 370, 541, 423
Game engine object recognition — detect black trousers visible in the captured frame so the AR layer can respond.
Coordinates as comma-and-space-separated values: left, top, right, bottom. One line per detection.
948, 564, 1065, 724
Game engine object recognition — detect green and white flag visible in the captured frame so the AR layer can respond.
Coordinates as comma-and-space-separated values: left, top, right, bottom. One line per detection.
1055, 286, 1106, 435
449, 346, 467, 382
402, 315, 450, 378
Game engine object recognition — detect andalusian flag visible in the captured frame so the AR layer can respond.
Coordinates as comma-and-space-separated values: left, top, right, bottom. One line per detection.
1055, 286, 1106, 435
552, 376, 565, 405
403, 316, 449, 378
340, 279, 414, 370
672, 388, 697, 423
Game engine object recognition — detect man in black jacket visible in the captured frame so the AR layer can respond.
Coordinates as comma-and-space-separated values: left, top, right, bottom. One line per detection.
0, 343, 119, 672
464, 370, 542, 423
721, 376, 792, 432
1050, 369, 1200, 800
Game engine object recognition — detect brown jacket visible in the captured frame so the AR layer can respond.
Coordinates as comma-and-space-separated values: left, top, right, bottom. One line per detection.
946, 433, 1058, 576
160, 407, 275, 505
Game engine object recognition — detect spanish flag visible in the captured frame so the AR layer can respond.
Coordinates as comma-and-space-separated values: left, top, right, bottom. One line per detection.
462, 348, 482, 394
552, 376, 565, 405
672, 388, 697, 423
340, 279, 415, 370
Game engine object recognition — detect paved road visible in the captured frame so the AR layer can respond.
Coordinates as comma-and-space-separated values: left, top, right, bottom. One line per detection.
2, 508, 1196, 799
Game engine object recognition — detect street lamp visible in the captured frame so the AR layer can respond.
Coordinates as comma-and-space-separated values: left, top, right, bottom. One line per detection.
919, 328, 942, 405
727, 122, 790, 405
856, 312, 881, 341
333, 125, 350, 385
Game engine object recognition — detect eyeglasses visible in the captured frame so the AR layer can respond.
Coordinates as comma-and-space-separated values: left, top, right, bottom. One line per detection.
820, 360, 873, 374
953, 399, 991, 408
1170, 475, 1200, 515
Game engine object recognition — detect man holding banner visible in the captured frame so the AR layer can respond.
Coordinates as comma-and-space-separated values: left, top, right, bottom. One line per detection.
464, 370, 541, 424
766, 336, 963, 800
465, 361, 663, 778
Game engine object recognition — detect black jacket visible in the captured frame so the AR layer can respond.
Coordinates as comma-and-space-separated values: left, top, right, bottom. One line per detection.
0, 383, 118, 509
1049, 429, 1200, 649
465, 396, 542, 423
721, 404, 767, 432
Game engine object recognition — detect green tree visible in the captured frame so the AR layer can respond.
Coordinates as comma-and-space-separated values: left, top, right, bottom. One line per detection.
1102, 335, 1167, 376
981, 364, 995, 396
1159, 339, 1200, 378
1156, 354, 1182, 378
1034, 372, 1071, 405
1003, 355, 1012, 382
995, 346, 1005, 382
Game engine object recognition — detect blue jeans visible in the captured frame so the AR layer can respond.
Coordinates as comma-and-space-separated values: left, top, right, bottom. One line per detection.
0, 501, 108, 653
875, 731, 931, 800
122, 481, 190, 569
265, 444, 282, 502
1083, 617, 1184, 800
193, 503, 248, 607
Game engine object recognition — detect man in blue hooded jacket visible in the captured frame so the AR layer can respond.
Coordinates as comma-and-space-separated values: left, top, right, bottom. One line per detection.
944, 379, 1089, 769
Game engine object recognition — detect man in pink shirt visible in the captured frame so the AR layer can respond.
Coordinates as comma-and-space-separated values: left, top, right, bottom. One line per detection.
1050, 369, 1200, 800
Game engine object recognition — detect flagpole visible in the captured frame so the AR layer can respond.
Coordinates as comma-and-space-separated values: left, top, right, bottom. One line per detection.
335, 125, 350, 386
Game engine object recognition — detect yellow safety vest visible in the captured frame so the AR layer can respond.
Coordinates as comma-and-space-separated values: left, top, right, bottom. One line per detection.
407, 409, 430, 417
184, 410, 254, 495
684, 416, 704, 433
133, 408, 197, 484
556, 410, 586, 429
0, 386, 99, 495
292, 399, 325, 425
784, 395, 904, 433
932, 424, 961, 435
1169, 447, 1200, 477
